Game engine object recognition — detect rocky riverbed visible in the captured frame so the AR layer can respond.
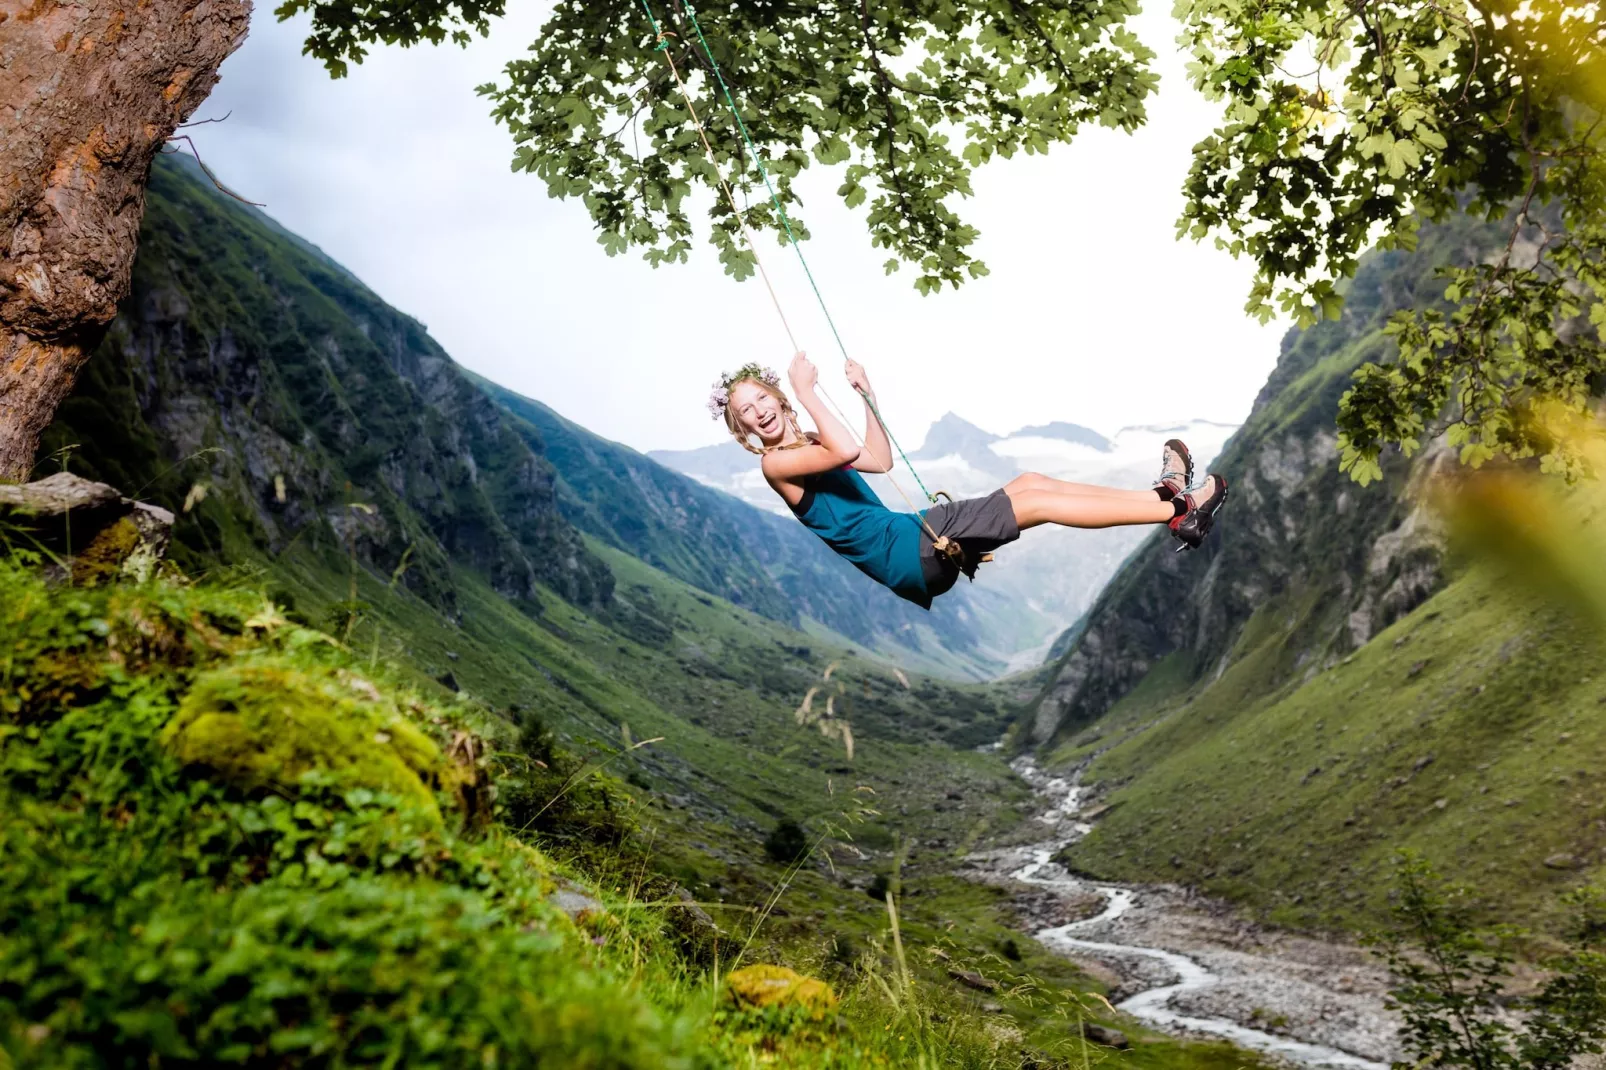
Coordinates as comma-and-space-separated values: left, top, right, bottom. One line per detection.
965, 759, 1401, 1068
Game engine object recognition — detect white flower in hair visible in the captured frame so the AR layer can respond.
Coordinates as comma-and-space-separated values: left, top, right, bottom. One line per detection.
707, 385, 731, 420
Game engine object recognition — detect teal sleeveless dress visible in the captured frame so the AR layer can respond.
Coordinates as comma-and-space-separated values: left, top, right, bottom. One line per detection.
789, 466, 930, 608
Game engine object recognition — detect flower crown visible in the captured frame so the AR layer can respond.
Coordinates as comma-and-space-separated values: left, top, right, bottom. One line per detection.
707, 362, 782, 420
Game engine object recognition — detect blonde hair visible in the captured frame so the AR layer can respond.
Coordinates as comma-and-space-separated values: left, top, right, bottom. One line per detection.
723, 376, 809, 455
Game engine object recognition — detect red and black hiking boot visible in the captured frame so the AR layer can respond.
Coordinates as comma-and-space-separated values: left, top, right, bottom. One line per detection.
1169, 473, 1228, 552
1153, 439, 1193, 501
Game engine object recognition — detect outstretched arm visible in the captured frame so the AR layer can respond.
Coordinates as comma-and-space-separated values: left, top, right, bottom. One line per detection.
762, 352, 860, 482
845, 360, 893, 474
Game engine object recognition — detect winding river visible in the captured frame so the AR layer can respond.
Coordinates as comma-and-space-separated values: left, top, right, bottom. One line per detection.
996, 759, 1392, 1069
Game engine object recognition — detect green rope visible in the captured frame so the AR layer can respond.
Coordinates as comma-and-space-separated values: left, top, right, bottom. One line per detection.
635, 0, 667, 44
673, 0, 854, 365
637, 0, 938, 504
858, 390, 935, 505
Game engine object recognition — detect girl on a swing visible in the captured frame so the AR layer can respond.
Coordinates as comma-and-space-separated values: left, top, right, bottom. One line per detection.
709, 353, 1228, 609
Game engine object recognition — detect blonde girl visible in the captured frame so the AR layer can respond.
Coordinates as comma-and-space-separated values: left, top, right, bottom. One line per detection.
710, 353, 1227, 607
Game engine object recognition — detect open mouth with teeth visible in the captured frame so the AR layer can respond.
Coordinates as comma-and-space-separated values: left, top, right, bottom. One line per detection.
756, 413, 779, 435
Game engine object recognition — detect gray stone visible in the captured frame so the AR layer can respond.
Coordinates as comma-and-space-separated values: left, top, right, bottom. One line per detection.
0, 473, 174, 584
947, 968, 998, 993
1079, 1023, 1130, 1049
1543, 853, 1583, 871
547, 877, 605, 922
0, 472, 123, 516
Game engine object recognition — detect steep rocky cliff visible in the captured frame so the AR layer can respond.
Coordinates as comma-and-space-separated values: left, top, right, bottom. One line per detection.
1009, 213, 1606, 937
41, 155, 610, 618
1022, 215, 1507, 749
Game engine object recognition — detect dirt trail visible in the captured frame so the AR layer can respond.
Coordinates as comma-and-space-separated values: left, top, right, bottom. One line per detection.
966, 759, 1400, 1068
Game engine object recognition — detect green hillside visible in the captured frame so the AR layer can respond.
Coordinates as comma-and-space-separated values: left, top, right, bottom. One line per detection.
1057, 565, 1606, 936
1026, 212, 1606, 937
5, 154, 1281, 1068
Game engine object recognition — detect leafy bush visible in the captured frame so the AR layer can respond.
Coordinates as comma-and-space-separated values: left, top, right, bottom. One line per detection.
1377, 853, 1606, 1070
763, 819, 809, 865
496, 713, 635, 859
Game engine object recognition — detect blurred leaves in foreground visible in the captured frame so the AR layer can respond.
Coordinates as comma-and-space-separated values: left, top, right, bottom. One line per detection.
1442, 402, 1606, 632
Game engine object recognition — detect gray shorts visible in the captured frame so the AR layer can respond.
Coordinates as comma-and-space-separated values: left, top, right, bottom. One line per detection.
919, 488, 1020, 599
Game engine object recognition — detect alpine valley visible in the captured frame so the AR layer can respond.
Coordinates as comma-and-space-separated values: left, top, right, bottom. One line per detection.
8, 149, 1604, 1070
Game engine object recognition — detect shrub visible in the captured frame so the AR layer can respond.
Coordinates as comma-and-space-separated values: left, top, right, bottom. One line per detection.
763, 819, 809, 865
1377, 853, 1606, 1070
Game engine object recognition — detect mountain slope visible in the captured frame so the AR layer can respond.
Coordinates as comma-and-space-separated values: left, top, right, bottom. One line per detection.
1023, 212, 1606, 935
42, 153, 610, 618
1020, 216, 1493, 750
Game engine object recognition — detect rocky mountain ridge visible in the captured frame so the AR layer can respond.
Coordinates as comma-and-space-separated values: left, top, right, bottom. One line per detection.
43, 155, 610, 619
1019, 216, 1492, 749
1006, 211, 1606, 937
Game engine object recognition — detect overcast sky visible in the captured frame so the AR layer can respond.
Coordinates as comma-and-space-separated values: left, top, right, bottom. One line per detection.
190, 4, 1289, 454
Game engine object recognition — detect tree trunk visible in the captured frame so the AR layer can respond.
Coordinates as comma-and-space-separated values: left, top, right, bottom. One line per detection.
0, 0, 251, 481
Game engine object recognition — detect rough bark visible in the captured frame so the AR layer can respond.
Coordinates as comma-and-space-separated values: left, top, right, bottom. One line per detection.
0, 0, 251, 481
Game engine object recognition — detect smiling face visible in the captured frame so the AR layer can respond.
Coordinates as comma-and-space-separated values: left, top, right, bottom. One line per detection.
726, 378, 791, 447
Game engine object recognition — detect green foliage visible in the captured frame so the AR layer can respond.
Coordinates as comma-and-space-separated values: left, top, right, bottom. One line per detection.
498, 713, 637, 855
275, 0, 506, 77
281, 0, 1155, 294
1338, 241, 1606, 484
0, 561, 707, 1068
279, 0, 1601, 469
1376, 854, 1606, 1069
1174, 0, 1605, 476
762, 818, 809, 865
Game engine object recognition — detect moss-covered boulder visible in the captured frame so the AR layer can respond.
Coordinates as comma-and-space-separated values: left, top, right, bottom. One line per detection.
725, 964, 838, 1017
159, 660, 444, 819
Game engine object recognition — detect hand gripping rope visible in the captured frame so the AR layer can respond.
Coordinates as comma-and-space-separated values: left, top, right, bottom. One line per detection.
634, 0, 982, 575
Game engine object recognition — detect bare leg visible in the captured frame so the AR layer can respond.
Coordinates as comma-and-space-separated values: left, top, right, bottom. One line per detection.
1007, 487, 1174, 531
1003, 471, 1161, 504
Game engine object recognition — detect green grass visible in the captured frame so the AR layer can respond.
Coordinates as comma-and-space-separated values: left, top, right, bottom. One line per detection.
1, 552, 1290, 1069
1057, 565, 1606, 939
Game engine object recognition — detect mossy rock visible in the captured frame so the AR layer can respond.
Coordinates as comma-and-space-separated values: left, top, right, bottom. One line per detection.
70, 515, 144, 587
724, 964, 838, 1017
160, 660, 444, 820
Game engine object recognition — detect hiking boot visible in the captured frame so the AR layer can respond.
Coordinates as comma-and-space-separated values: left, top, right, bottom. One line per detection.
1153, 438, 1193, 501
1169, 473, 1228, 552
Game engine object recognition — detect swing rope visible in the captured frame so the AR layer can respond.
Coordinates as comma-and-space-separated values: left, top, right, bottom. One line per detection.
633, 1, 997, 578
634, 1, 960, 555
632, 9, 800, 355
673, 0, 853, 378
670, 0, 946, 506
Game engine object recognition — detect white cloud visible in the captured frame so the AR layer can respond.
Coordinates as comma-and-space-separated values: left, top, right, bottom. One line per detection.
192, 4, 1288, 454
